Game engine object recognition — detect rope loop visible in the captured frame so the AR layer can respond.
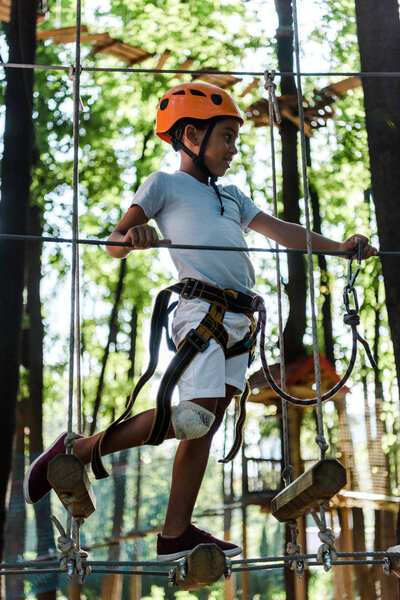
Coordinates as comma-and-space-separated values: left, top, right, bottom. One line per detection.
281, 464, 293, 484
311, 503, 337, 571
254, 295, 358, 407
64, 431, 80, 454
343, 310, 360, 327
50, 515, 91, 582
286, 521, 309, 576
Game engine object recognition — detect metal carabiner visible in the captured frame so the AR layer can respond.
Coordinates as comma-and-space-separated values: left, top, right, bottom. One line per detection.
343, 238, 363, 312
264, 70, 282, 125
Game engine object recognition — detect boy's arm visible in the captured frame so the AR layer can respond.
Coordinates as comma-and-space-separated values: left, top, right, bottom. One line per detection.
248, 211, 377, 259
106, 204, 169, 258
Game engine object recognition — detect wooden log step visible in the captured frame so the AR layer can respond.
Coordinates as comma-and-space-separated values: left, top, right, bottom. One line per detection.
271, 459, 347, 522
387, 546, 400, 578
47, 454, 96, 519
172, 544, 228, 591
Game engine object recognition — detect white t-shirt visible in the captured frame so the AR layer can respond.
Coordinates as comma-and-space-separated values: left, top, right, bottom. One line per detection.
132, 170, 261, 295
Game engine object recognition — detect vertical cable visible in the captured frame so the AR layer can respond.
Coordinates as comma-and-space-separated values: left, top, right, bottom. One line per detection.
264, 72, 292, 486
292, 0, 328, 460
67, 1, 82, 440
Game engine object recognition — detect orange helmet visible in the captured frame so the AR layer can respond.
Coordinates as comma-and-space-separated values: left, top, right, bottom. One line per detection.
156, 82, 243, 143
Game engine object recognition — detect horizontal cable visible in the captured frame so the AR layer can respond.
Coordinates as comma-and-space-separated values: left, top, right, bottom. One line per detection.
1, 550, 395, 569
0, 232, 389, 256
0, 559, 390, 577
0, 568, 61, 575
232, 550, 398, 564
232, 559, 385, 572
89, 559, 176, 567
1, 62, 400, 78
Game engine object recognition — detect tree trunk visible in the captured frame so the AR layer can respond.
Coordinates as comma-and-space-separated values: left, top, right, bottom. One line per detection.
24, 205, 58, 599
354, 11, 400, 594
309, 183, 334, 364
336, 507, 354, 600
275, 0, 307, 363
90, 259, 127, 435
5, 401, 26, 600
352, 507, 377, 600
354, 0, 400, 387
100, 450, 128, 600
0, 0, 38, 568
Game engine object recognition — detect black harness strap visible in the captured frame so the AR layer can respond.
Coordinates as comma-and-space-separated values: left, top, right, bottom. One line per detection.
144, 302, 227, 446
91, 279, 255, 480
219, 380, 251, 463
169, 278, 254, 314
91, 288, 173, 479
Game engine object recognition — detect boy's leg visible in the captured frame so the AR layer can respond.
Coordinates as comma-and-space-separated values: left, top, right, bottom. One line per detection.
73, 408, 175, 465
161, 385, 237, 537
24, 407, 176, 504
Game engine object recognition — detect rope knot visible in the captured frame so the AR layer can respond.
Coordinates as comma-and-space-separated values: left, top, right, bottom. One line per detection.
64, 431, 79, 453
311, 504, 337, 571
343, 311, 360, 327
286, 530, 308, 577
51, 515, 91, 582
282, 464, 293, 483
315, 434, 329, 453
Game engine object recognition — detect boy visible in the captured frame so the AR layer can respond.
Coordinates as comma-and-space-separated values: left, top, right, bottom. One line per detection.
24, 82, 377, 561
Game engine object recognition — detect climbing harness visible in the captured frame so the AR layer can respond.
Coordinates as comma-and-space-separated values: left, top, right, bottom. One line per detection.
91, 278, 257, 479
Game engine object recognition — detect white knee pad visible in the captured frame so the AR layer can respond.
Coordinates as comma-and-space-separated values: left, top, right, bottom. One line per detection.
172, 401, 216, 440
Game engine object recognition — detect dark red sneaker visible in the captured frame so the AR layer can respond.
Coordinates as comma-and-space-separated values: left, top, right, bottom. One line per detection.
157, 524, 242, 562
23, 432, 84, 504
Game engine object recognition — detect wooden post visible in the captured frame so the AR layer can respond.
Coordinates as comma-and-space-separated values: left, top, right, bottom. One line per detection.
294, 515, 308, 600
338, 507, 354, 600
130, 569, 142, 600
172, 544, 228, 591
241, 503, 250, 600
101, 574, 123, 599
271, 459, 347, 522
68, 582, 82, 600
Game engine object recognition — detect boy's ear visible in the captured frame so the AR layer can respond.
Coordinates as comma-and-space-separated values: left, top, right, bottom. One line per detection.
183, 124, 200, 148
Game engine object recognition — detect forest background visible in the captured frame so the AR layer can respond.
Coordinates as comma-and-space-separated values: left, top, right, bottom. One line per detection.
0, 0, 400, 599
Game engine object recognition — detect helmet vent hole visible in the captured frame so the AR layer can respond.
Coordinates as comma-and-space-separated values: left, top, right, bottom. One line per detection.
211, 93, 223, 105
160, 98, 169, 110
190, 89, 207, 96
172, 90, 185, 95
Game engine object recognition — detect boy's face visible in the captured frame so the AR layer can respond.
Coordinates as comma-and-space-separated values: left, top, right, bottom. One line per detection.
201, 118, 240, 178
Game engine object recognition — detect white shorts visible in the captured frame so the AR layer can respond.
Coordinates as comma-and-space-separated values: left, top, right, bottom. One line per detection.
171, 297, 252, 402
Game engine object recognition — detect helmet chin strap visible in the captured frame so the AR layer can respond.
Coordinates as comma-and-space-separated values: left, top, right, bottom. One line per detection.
172, 119, 225, 215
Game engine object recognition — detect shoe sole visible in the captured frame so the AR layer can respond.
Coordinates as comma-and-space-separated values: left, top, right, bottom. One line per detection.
157, 545, 242, 562
23, 432, 67, 504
